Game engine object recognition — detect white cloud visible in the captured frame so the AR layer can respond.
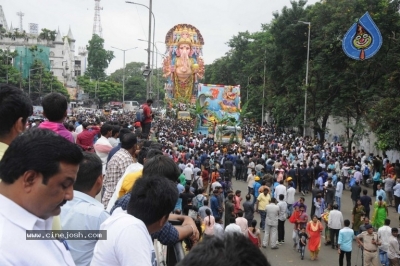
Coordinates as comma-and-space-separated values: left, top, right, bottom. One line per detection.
3, 0, 319, 74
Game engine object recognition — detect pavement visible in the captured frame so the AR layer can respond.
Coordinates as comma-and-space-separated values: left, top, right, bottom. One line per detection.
231, 179, 397, 266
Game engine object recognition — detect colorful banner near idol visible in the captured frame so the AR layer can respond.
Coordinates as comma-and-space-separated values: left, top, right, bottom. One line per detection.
196, 83, 241, 134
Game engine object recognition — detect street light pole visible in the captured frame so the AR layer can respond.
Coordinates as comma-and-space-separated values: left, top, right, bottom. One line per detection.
111, 46, 137, 103
126, 1, 155, 99
139, 39, 164, 108
262, 47, 266, 127
298, 21, 311, 138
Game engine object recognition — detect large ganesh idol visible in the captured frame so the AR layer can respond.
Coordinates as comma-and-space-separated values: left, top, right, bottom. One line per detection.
162, 24, 205, 103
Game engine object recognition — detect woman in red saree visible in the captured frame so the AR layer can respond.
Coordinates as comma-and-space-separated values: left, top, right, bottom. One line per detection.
306, 215, 323, 260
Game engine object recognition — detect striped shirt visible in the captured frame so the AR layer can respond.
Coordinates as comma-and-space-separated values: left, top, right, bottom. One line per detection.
102, 148, 134, 208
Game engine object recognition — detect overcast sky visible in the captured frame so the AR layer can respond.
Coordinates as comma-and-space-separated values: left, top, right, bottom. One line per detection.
3, 0, 319, 73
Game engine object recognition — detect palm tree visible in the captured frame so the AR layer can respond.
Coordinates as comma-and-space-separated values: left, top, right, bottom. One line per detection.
189, 97, 208, 127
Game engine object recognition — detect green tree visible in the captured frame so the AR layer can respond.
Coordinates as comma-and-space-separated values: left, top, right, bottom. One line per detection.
109, 62, 147, 102
86, 34, 114, 80
28, 61, 69, 104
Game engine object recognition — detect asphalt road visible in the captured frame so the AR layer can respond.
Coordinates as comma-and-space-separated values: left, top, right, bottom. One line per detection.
231, 179, 397, 266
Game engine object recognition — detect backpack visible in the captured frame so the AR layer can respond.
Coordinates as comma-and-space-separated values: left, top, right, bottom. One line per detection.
192, 176, 200, 191
195, 194, 204, 209
363, 166, 370, 176
136, 107, 145, 123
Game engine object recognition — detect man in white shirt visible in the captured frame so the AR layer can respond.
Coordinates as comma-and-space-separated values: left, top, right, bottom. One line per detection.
335, 177, 344, 211
274, 180, 287, 201
61, 152, 110, 266
91, 175, 179, 266
108, 126, 119, 148
183, 164, 194, 185
377, 219, 392, 266
235, 210, 248, 235
0, 129, 83, 265
94, 124, 113, 174
387, 228, 400, 266
277, 194, 288, 244
225, 217, 242, 234
286, 181, 296, 216
263, 198, 280, 249
328, 204, 344, 249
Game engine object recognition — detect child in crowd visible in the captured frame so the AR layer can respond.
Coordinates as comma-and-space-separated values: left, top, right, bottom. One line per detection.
298, 227, 308, 260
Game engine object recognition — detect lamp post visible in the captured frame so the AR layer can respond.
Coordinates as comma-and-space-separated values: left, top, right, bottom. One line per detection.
29, 67, 44, 99
111, 46, 137, 103
139, 39, 164, 108
126, 1, 155, 99
298, 20, 311, 138
262, 47, 266, 127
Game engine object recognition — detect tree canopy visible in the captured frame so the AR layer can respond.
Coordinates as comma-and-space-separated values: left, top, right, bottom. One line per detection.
86, 34, 114, 80
204, 0, 400, 151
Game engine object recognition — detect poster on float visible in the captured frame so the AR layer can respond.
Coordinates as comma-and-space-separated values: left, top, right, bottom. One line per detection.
195, 83, 241, 134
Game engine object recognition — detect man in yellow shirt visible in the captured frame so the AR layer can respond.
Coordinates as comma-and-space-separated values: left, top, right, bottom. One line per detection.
119, 148, 164, 196
256, 188, 271, 231
0, 84, 32, 161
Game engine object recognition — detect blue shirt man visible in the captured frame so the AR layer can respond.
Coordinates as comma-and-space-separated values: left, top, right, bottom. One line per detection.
338, 220, 354, 266
210, 192, 221, 219
338, 224, 354, 251
61, 191, 110, 266
376, 185, 387, 202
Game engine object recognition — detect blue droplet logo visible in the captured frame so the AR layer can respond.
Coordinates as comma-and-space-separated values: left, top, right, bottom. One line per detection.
342, 12, 383, 60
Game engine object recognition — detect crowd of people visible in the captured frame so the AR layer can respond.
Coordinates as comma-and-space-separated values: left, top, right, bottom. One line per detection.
2, 83, 400, 266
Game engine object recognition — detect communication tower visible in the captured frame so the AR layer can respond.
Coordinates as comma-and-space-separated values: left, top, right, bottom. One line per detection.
16, 11, 24, 31
93, 0, 103, 37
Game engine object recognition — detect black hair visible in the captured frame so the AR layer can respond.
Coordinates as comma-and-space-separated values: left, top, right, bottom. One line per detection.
0, 84, 32, 137
363, 189, 368, 195
229, 217, 236, 224
237, 210, 243, 217
127, 175, 177, 225
142, 155, 181, 182
121, 133, 137, 150
279, 194, 284, 200
0, 128, 83, 184
251, 219, 257, 234
111, 126, 120, 137
176, 233, 271, 266
146, 149, 163, 159
137, 147, 149, 164
146, 99, 153, 104
119, 128, 132, 142
344, 219, 350, 227
74, 152, 102, 192
82, 122, 89, 129
385, 219, 391, 226
100, 124, 113, 136
203, 199, 208, 205
41, 93, 67, 121
205, 208, 211, 226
